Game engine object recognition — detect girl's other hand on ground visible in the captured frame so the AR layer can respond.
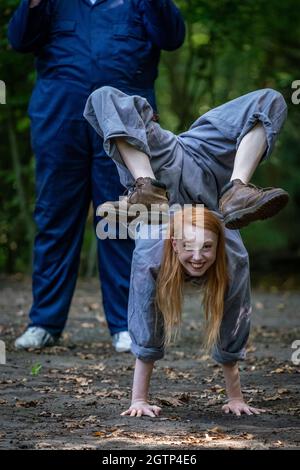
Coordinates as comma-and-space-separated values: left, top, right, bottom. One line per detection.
121, 400, 161, 418
222, 399, 266, 416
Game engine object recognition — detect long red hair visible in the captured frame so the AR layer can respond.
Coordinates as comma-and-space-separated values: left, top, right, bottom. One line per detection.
156, 206, 228, 350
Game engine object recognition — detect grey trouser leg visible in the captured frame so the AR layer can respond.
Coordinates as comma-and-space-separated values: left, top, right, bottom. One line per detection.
179, 88, 288, 197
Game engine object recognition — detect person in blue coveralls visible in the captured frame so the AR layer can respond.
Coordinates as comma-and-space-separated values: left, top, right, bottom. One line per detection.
8, 0, 185, 352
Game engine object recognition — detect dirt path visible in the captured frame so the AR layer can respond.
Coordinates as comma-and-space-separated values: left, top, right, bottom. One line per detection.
0, 277, 299, 450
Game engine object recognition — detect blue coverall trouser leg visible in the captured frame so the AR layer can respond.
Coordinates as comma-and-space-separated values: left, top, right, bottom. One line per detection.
28, 116, 134, 337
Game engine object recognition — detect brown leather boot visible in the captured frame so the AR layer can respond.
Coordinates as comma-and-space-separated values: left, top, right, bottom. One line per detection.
98, 177, 169, 223
219, 179, 289, 229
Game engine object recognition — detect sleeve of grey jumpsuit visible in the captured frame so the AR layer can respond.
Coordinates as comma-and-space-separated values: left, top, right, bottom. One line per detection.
211, 228, 252, 364
129, 231, 166, 362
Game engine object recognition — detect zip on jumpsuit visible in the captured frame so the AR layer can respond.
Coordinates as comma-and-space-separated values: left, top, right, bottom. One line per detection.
7, 0, 185, 337
83, 85, 287, 363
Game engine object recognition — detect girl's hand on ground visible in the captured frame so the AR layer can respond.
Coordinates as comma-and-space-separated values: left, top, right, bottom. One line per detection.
121, 400, 161, 418
222, 399, 266, 416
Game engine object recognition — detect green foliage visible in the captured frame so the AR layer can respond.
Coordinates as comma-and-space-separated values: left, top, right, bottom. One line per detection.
158, 0, 300, 264
1, 0, 300, 275
30, 362, 42, 376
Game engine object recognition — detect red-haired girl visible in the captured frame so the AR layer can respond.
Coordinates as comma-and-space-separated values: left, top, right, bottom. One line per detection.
84, 86, 288, 416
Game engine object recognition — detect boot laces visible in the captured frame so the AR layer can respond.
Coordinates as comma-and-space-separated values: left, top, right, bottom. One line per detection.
245, 182, 274, 192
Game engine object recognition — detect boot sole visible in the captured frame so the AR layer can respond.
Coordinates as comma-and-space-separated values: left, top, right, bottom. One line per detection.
224, 190, 289, 230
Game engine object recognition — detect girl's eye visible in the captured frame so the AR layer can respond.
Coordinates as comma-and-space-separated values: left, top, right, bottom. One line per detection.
183, 244, 191, 250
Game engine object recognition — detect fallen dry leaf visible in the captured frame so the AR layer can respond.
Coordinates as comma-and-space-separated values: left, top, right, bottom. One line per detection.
208, 426, 225, 434
84, 415, 98, 423
273, 440, 284, 447
243, 388, 262, 394
210, 384, 225, 393
75, 353, 96, 360
81, 323, 95, 328
270, 364, 298, 374
175, 392, 190, 403
263, 394, 282, 402
94, 428, 120, 438
206, 398, 223, 406
277, 388, 290, 394
88, 303, 100, 310
15, 399, 39, 408
94, 389, 127, 399
63, 421, 85, 430
240, 433, 255, 440
157, 396, 185, 407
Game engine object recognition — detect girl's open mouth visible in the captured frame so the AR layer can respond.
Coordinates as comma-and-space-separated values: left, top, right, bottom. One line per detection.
190, 262, 205, 269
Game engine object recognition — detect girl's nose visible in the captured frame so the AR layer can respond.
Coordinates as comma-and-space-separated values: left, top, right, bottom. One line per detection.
192, 250, 203, 261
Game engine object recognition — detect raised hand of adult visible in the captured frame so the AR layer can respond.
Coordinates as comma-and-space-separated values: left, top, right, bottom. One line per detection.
30, 0, 43, 8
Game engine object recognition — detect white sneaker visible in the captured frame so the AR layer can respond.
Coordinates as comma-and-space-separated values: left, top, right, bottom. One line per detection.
14, 326, 57, 350
112, 331, 132, 353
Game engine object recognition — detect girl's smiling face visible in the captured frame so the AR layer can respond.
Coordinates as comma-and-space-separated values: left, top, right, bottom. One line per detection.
171, 224, 218, 277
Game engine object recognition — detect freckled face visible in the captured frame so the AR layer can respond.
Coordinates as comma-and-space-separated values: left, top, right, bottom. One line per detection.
171, 224, 218, 277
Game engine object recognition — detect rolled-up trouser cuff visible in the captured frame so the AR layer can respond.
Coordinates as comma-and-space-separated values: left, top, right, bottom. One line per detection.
83, 87, 154, 168
131, 342, 164, 362
212, 347, 246, 364
236, 110, 286, 162
204, 89, 287, 167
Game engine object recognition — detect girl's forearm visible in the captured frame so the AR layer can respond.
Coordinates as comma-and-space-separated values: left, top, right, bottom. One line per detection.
222, 362, 244, 400
131, 358, 155, 403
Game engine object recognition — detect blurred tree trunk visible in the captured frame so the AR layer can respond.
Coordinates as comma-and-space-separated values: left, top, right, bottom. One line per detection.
7, 106, 34, 271
86, 234, 97, 278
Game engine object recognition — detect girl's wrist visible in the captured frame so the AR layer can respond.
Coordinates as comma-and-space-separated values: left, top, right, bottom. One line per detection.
225, 396, 244, 402
131, 398, 148, 404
